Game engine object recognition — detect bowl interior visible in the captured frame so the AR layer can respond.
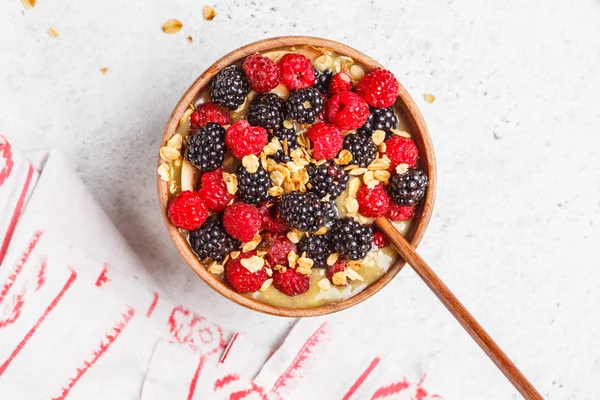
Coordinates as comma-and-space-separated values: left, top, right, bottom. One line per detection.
157, 36, 436, 317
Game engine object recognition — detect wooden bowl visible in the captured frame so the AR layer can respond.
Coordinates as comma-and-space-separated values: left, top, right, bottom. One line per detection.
157, 36, 436, 317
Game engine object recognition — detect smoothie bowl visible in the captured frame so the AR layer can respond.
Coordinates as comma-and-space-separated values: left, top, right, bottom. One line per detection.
157, 36, 436, 317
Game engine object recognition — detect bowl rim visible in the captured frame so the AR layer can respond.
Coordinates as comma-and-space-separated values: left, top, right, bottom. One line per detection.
157, 35, 437, 317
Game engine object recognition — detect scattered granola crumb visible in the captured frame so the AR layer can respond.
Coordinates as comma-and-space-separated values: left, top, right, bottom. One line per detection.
22, 0, 36, 9
187, 36, 193, 43
48, 28, 59, 38
203, 5, 217, 20
424, 93, 435, 103
100, 68, 109, 75
161, 19, 183, 34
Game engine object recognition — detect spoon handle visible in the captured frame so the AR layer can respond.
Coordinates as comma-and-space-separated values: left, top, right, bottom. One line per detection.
375, 217, 543, 400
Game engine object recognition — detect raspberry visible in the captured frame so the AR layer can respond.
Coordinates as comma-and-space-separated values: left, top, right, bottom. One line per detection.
258, 204, 289, 232
197, 168, 234, 211
210, 65, 249, 110
386, 202, 415, 221
278, 53, 315, 90
222, 202, 261, 242
328, 72, 352, 95
167, 190, 208, 230
373, 231, 388, 248
262, 233, 296, 268
306, 122, 343, 160
225, 251, 268, 293
189, 103, 231, 131
356, 184, 390, 218
383, 135, 418, 169
242, 54, 281, 93
272, 267, 310, 296
356, 68, 399, 108
225, 120, 268, 159
327, 91, 370, 130
326, 260, 347, 285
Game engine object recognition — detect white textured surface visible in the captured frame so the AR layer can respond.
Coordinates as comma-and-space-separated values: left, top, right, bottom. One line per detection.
1, 0, 599, 398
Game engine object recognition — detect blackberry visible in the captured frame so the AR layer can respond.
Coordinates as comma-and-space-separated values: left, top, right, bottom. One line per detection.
297, 235, 332, 268
247, 93, 285, 130
186, 122, 226, 172
387, 168, 428, 206
278, 192, 326, 232
189, 214, 240, 262
268, 123, 298, 163
210, 66, 249, 110
343, 133, 376, 167
330, 218, 374, 260
285, 87, 324, 124
323, 200, 338, 225
357, 107, 398, 139
236, 164, 271, 205
313, 68, 333, 94
307, 161, 349, 200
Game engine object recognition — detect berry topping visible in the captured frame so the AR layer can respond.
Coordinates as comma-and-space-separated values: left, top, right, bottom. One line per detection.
242, 54, 281, 93
386, 202, 416, 221
285, 87, 324, 124
186, 122, 226, 172
356, 184, 390, 218
189, 214, 240, 261
330, 218, 374, 260
210, 65, 250, 110
225, 120, 268, 159
306, 161, 349, 200
272, 267, 310, 296
343, 133, 376, 167
198, 168, 234, 211
327, 91, 370, 130
383, 135, 418, 169
225, 250, 268, 293
313, 68, 333, 94
258, 204, 289, 232
328, 72, 353, 95
268, 123, 298, 163
357, 106, 398, 139
223, 202, 261, 242
356, 68, 399, 108
387, 169, 428, 206
306, 122, 344, 160
168, 190, 208, 231
278, 53, 316, 90
279, 192, 327, 233
190, 103, 231, 131
297, 235, 332, 268
236, 164, 271, 205
326, 260, 348, 285
262, 233, 297, 268
247, 93, 285, 130
373, 231, 388, 248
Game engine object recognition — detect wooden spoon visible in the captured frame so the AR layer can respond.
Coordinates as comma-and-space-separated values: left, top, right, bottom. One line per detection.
375, 217, 543, 400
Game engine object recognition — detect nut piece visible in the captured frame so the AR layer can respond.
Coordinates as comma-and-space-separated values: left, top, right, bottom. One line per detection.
242, 234, 262, 253
345, 197, 359, 215
230, 251, 240, 260
314, 55, 334, 72
160, 146, 181, 162
297, 256, 314, 270
423, 93, 435, 103
179, 108, 194, 125
374, 170, 391, 183
346, 268, 364, 282
332, 271, 348, 286
287, 250, 298, 268
348, 177, 361, 197
242, 154, 260, 173
260, 278, 273, 291
268, 186, 284, 197
48, 28, 59, 38
283, 119, 294, 129
262, 137, 281, 156
371, 130, 386, 145
349, 64, 365, 81
203, 5, 217, 20
390, 129, 411, 138
167, 133, 183, 150
396, 163, 409, 175
157, 163, 173, 182
336, 149, 353, 165
240, 256, 265, 273
317, 278, 331, 291
161, 19, 183, 34
367, 157, 391, 171
208, 262, 224, 275
326, 253, 339, 266
222, 171, 238, 195
286, 229, 302, 244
